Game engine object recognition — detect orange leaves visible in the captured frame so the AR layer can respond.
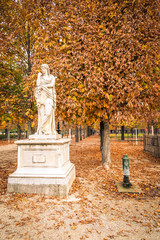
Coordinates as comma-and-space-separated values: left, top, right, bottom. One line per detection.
72, 225, 77, 230
1, 0, 159, 128
99, 24, 104, 29
106, 93, 113, 102
79, 218, 96, 225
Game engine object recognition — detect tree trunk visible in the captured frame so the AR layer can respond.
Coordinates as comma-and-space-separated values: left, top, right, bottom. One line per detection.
121, 125, 125, 140
101, 120, 111, 169
83, 126, 86, 139
27, 23, 32, 75
75, 125, 79, 142
147, 123, 150, 135
91, 128, 93, 135
17, 124, 22, 140
115, 127, 117, 137
27, 121, 33, 138
71, 129, 72, 138
135, 128, 138, 145
5, 128, 8, 140
87, 126, 89, 137
57, 122, 60, 134
131, 128, 133, 138
80, 126, 82, 141
100, 121, 104, 151
154, 127, 158, 135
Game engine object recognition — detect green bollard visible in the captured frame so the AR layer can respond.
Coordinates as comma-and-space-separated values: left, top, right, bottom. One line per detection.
122, 155, 132, 188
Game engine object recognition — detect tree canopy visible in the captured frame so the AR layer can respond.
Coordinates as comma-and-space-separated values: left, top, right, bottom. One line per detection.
32, 0, 160, 125
0, 0, 159, 164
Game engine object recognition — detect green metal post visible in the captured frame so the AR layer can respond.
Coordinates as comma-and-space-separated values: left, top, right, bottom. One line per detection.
122, 155, 132, 188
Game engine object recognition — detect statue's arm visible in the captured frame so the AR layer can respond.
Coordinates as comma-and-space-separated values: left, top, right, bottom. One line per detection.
50, 76, 56, 105
48, 75, 56, 106
45, 75, 56, 88
37, 72, 42, 86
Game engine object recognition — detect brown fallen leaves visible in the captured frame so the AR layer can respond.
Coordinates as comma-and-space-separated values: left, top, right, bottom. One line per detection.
0, 135, 160, 199
70, 136, 160, 199
0, 135, 159, 240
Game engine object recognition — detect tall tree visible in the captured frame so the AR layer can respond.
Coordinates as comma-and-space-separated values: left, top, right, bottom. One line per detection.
0, 0, 51, 132
32, 0, 160, 168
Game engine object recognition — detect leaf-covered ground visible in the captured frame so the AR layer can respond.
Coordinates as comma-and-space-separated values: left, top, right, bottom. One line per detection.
0, 135, 159, 240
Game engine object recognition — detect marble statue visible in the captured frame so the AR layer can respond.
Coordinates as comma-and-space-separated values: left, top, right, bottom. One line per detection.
35, 64, 57, 135
8, 64, 75, 197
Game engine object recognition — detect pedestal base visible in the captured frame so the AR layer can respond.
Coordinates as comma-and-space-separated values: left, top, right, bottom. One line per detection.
7, 137, 75, 197
29, 133, 62, 140
115, 182, 142, 193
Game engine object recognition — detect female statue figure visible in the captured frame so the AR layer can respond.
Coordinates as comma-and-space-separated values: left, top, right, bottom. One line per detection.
35, 64, 57, 135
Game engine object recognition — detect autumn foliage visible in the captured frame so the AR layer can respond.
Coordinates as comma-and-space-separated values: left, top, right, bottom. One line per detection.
32, 0, 160, 123
0, 0, 160, 164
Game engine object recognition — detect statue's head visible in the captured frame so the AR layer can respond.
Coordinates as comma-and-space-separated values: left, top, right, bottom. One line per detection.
41, 64, 50, 75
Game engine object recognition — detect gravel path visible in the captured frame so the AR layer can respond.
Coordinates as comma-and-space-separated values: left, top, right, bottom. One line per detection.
0, 144, 17, 152
0, 136, 159, 240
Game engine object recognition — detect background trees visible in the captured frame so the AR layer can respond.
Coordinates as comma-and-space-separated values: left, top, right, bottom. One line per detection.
0, 0, 44, 134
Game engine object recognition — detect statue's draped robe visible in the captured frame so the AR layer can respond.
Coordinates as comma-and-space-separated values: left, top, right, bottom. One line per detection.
35, 75, 56, 135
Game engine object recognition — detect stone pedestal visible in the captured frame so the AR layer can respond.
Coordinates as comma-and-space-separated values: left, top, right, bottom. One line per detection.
7, 136, 75, 197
